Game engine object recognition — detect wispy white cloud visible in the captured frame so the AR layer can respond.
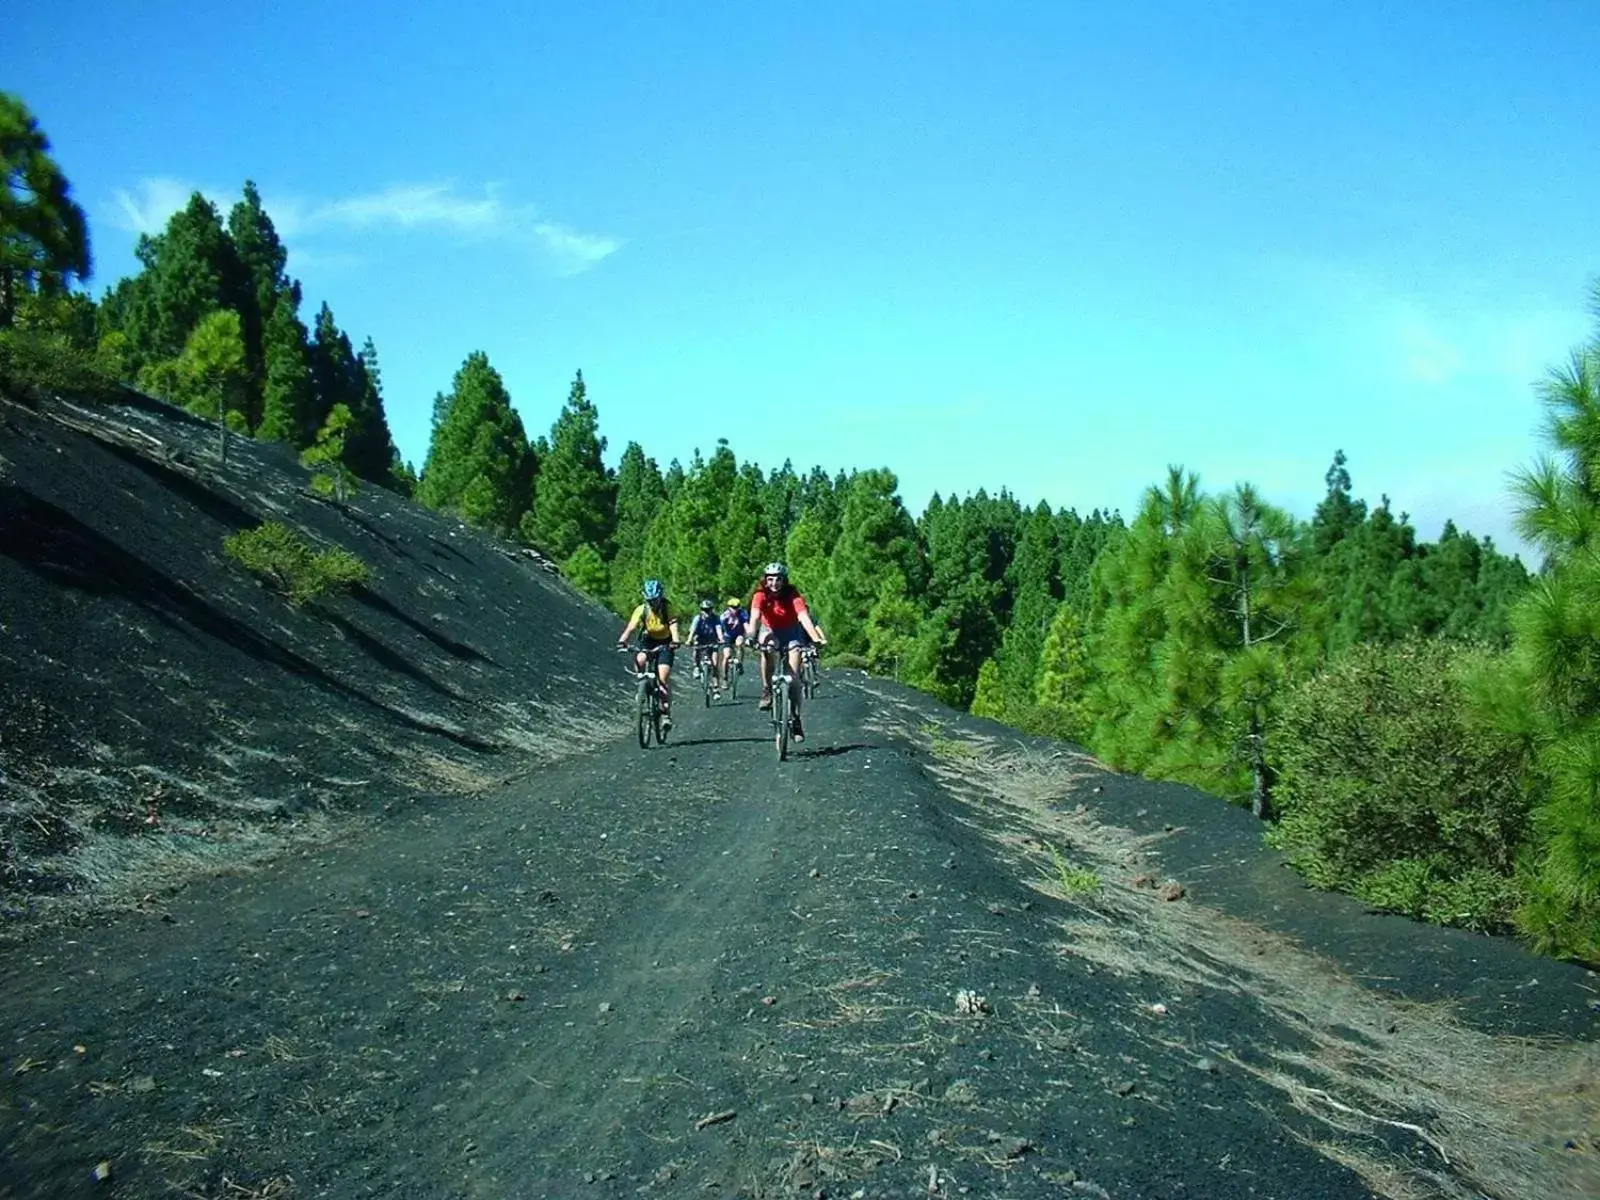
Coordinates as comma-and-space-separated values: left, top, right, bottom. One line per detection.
104, 178, 621, 275
110, 177, 229, 236
527, 219, 624, 277
310, 183, 506, 233
1382, 301, 1585, 392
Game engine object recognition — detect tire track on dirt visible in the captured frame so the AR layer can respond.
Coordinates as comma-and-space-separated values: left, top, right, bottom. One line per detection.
449, 686, 870, 1195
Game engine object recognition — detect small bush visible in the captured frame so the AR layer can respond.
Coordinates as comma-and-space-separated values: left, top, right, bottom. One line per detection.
1048, 843, 1100, 896
300, 404, 357, 502
1267, 639, 1532, 932
223, 521, 370, 607
824, 651, 870, 671
562, 543, 609, 599
0, 330, 122, 402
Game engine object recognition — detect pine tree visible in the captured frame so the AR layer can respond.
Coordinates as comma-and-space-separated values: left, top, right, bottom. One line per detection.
563, 543, 609, 600
117, 193, 247, 377
300, 403, 358, 501
525, 370, 614, 558
0, 92, 91, 329
226, 181, 290, 427
1209, 483, 1300, 816
416, 351, 533, 535
255, 290, 313, 443
989, 501, 1062, 716
138, 309, 249, 461
609, 442, 667, 614
306, 302, 361, 443
826, 469, 921, 656
716, 461, 772, 600
1035, 603, 1094, 739
1482, 288, 1600, 959
345, 337, 402, 487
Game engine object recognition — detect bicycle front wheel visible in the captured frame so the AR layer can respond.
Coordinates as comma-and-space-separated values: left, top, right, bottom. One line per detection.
774, 676, 789, 761
637, 680, 652, 748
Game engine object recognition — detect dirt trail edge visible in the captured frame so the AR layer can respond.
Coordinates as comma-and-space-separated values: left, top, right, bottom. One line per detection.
4, 677, 1597, 1199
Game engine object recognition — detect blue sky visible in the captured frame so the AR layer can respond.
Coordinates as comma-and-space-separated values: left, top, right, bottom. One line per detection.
9, 1, 1599, 557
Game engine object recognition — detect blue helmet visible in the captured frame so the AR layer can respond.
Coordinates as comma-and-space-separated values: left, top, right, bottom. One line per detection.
642, 578, 664, 601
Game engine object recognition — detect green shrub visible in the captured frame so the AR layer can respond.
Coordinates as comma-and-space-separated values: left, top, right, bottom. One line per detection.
0, 329, 122, 402
1048, 844, 1100, 896
223, 521, 370, 607
1267, 639, 1532, 932
300, 404, 358, 502
562, 543, 609, 599
824, 651, 871, 671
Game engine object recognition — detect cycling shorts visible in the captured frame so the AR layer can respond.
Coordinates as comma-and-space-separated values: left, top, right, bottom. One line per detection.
764, 626, 811, 651
636, 635, 676, 666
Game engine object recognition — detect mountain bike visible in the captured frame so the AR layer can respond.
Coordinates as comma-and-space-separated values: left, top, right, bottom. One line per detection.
622, 645, 670, 748
725, 641, 744, 701
762, 641, 797, 761
695, 645, 717, 707
800, 644, 821, 700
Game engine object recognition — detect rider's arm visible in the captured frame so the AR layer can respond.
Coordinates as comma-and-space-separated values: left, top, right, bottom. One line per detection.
669, 618, 682, 645
745, 594, 764, 642
618, 607, 641, 645
794, 596, 826, 644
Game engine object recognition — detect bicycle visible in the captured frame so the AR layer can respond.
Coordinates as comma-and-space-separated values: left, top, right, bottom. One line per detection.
800, 644, 821, 700
622, 645, 670, 748
726, 640, 743, 701
761, 640, 798, 761
693, 645, 718, 707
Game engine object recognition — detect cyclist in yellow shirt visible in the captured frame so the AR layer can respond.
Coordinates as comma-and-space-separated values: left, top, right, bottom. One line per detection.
617, 578, 682, 731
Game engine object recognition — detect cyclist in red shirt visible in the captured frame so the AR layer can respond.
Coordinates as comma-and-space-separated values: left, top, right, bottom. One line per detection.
746, 561, 827, 741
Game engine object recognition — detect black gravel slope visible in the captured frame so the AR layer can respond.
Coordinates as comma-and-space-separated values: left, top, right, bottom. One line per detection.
1, 389, 620, 920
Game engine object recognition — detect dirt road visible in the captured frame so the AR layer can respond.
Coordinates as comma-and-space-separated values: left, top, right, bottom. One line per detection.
5, 672, 1597, 1199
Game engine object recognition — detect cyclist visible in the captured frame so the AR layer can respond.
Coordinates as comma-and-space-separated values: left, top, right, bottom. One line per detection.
745, 561, 827, 741
717, 596, 747, 688
686, 598, 726, 690
616, 579, 681, 732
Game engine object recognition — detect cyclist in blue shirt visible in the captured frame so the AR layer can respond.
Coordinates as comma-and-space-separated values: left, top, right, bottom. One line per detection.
686, 599, 726, 691
717, 596, 747, 690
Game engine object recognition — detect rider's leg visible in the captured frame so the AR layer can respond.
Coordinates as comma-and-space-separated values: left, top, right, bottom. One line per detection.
787, 646, 805, 713
758, 646, 773, 706
658, 662, 671, 707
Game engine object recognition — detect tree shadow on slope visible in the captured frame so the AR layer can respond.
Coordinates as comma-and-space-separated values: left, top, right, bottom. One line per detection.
97, 440, 261, 534
426, 534, 474, 565
323, 611, 468, 701
351, 585, 497, 664
0, 490, 501, 754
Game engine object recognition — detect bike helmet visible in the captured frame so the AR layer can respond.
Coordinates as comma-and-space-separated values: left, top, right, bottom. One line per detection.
763, 561, 788, 581
726, 596, 741, 609
641, 578, 664, 601
700, 598, 714, 611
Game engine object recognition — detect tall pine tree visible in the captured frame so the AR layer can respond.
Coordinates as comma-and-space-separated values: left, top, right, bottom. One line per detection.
525, 369, 614, 559
417, 351, 533, 535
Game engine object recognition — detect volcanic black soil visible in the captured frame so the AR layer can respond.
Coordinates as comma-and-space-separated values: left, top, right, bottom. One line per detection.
1, 389, 1597, 1200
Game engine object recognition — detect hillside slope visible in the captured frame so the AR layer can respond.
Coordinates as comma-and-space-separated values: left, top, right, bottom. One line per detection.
0, 386, 619, 923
